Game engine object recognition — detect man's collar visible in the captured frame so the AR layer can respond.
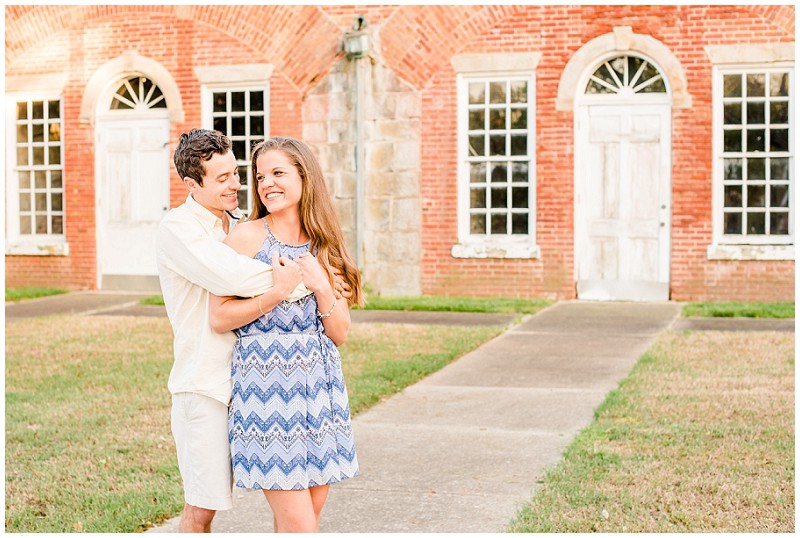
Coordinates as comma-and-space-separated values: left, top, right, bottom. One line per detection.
185, 194, 222, 226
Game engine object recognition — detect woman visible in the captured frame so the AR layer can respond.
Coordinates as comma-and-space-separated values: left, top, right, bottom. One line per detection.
208, 137, 363, 532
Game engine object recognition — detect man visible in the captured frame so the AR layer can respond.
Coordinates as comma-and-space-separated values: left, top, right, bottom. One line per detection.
156, 129, 345, 532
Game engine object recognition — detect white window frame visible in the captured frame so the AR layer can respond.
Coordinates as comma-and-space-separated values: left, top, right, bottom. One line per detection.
196, 64, 273, 217
5, 91, 68, 256
706, 44, 794, 261
451, 53, 541, 259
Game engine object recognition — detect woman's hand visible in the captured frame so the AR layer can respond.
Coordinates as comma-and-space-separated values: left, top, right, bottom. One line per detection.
295, 252, 332, 294
272, 252, 303, 299
331, 267, 352, 300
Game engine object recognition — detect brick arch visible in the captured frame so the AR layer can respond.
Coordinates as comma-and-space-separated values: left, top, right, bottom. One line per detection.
5, 4, 344, 93
378, 4, 527, 90
556, 26, 692, 111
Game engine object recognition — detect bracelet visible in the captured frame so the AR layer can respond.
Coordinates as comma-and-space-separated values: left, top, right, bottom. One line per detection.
257, 295, 266, 317
317, 297, 337, 319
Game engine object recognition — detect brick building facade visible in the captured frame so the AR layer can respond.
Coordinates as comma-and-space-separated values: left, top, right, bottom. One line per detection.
4, 5, 795, 301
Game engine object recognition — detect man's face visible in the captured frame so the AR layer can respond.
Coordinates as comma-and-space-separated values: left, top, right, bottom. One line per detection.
184, 150, 241, 218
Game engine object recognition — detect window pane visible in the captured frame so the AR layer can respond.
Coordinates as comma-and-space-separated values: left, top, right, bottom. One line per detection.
470, 188, 486, 209
231, 116, 246, 136
468, 135, 485, 157
641, 77, 666, 93
746, 129, 764, 152
232, 140, 246, 160
48, 146, 60, 165
213, 117, 226, 133
512, 187, 528, 208
746, 101, 765, 124
724, 212, 742, 234
237, 189, 248, 210
490, 163, 507, 183
770, 102, 789, 124
35, 192, 48, 211
491, 188, 507, 208
747, 158, 765, 180
19, 171, 32, 190
770, 185, 789, 207
32, 123, 44, 142
512, 162, 528, 183
746, 212, 765, 234
511, 213, 528, 234
510, 135, 527, 156
35, 213, 48, 234
723, 103, 741, 125
724, 186, 742, 207
51, 215, 63, 234
470, 213, 486, 234
17, 101, 28, 120
32, 101, 44, 119
490, 214, 506, 234
250, 91, 264, 111
468, 110, 484, 130
17, 147, 28, 166
510, 81, 527, 103
16, 124, 28, 143
770, 73, 789, 96
33, 147, 44, 165
49, 122, 61, 142
770, 158, 789, 180
724, 130, 741, 152
770, 212, 789, 235
19, 192, 31, 211
51, 170, 62, 189
724, 158, 742, 179
770, 129, 788, 152
468, 82, 485, 104
250, 115, 265, 137
231, 92, 245, 112
489, 135, 505, 156
489, 108, 505, 130
586, 79, 614, 94
48, 101, 60, 119
35, 170, 47, 189
489, 82, 506, 104
510, 108, 526, 129
52, 193, 63, 211
213, 92, 227, 112
20, 215, 32, 234
469, 162, 486, 183
747, 186, 765, 207
746, 74, 765, 97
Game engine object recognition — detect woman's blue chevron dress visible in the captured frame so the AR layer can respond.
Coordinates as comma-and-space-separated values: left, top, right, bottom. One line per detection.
228, 224, 359, 490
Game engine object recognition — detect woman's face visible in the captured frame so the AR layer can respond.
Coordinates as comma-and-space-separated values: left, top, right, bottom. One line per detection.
255, 150, 303, 216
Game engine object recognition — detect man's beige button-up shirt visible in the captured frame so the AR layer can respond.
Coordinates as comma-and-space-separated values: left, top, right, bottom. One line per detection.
156, 194, 310, 405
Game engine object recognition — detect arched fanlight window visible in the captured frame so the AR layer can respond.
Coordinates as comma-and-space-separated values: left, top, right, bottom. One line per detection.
110, 76, 167, 110
585, 55, 667, 96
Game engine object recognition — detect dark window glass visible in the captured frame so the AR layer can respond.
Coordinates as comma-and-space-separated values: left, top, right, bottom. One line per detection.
231, 92, 246, 112
746, 73, 765, 97
724, 186, 742, 207
469, 163, 486, 183
511, 213, 528, 234
490, 163, 507, 183
489, 108, 505, 130
770, 158, 789, 180
468, 110, 484, 131
250, 91, 264, 111
747, 186, 765, 207
470, 188, 486, 209
724, 212, 742, 234
470, 213, 486, 234
490, 214, 506, 234
724, 159, 742, 180
746, 129, 764, 152
231, 116, 246, 136
770, 212, 789, 235
770, 73, 789, 96
250, 116, 265, 137
723, 103, 741, 125
468, 82, 485, 104
213, 92, 227, 112
746, 101, 765, 124
489, 135, 505, 156
512, 187, 528, 208
468, 135, 485, 157
724, 130, 741, 152
510, 135, 526, 156
770, 185, 789, 207
770, 129, 788, 152
491, 188, 507, 209
747, 158, 765, 180
770, 102, 788, 124
489, 82, 505, 104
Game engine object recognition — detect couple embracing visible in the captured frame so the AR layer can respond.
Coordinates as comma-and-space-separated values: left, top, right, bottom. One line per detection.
156, 129, 362, 532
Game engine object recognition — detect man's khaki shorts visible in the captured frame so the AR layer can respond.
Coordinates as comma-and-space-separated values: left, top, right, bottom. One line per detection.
171, 392, 233, 511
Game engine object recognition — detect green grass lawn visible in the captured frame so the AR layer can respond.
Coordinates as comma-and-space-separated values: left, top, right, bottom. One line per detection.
682, 301, 794, 318
507, 330, 794, 532
4, 314, 504, 532
5, 287, 68, 302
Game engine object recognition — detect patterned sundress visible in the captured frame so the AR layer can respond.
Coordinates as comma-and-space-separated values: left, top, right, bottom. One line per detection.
228, 220, 359, 490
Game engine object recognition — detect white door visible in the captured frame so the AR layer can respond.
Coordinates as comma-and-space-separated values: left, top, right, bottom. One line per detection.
575, 104, 671, 301
96, 116, 170, 288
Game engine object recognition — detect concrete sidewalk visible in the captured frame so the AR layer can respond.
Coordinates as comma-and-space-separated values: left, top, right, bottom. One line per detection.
149, 301, 683, 533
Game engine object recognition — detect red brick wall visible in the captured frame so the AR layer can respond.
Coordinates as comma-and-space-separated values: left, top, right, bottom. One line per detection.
396, 4, 794, 300
5, 4, 795, 301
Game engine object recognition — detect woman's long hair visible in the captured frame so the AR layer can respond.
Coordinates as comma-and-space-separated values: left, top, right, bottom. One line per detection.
250, 137, 364, 307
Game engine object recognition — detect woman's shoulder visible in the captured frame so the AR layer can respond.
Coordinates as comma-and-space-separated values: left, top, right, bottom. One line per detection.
225, 217, 267, 254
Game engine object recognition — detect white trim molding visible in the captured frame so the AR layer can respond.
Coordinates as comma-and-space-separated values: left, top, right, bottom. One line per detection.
451, 242, 540, 259
194, 63, 274, 85
557, 26, 691, 110
707, 244, 794, 261
451, 52, 542, 74
705, 42, 794, 65
79, 52, 185, 124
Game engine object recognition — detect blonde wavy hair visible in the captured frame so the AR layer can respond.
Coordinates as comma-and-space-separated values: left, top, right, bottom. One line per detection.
250, 137, 364, 307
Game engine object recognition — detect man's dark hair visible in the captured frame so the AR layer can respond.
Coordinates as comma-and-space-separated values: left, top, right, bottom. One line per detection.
173, 129, 232, 186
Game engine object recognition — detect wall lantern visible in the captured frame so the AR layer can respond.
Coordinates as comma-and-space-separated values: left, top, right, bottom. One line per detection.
343, 15, 370, 59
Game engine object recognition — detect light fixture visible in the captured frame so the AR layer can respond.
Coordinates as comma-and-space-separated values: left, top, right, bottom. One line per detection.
343, 15, 370, 59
